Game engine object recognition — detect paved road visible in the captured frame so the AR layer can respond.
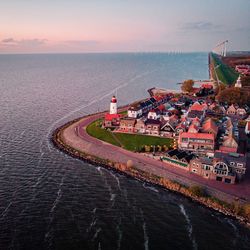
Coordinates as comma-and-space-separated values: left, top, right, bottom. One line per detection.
61, 111, 250, 202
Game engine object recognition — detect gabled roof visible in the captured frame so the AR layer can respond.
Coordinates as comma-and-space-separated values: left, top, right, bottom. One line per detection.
189, 102, 207, 112
188, 124, 199, 133
180, 132, 214, 140
202, 118, 218, 135
161, 121, 175, 131
176, 123, 186, 129
105, 113, 121, 121
166, 149, 195, 163
146, 119, 161, 125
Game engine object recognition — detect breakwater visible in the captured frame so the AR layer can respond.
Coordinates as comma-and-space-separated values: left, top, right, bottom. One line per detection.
52, 115, 250, 226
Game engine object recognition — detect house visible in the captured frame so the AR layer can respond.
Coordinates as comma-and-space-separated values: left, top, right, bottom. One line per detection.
211, 104, 226, 115
128, 105, 142, 118
147, 109, 161, 120
190, 156, 236, 184
160, 120, 176, 137
175, 123, 186, 136
236, 108, 247, 116
103, 114, 121, 128
187, 110, 205, 121
188, 124, 199, 133
178, 132, 215, 154
161, 149, 195, 170
245, 121, 250, 135
192, 117, 201, 126
189, 157, 213, 178
202, 118, 218, 137
134, 119, 146, 134
227, 104, 237, 115
119, 118, 136, 133
219, 135, 238, 153
145, 119, 161, 135
213, 151, 247, 181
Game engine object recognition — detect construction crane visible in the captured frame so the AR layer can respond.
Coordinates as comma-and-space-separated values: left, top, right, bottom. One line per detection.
212, 40, 228, 57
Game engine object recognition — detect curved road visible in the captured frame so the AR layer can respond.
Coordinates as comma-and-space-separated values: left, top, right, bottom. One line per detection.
61, 110, 250, 202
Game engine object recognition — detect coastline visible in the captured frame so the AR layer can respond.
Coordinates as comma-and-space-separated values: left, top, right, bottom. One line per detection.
52, 112, 250, 226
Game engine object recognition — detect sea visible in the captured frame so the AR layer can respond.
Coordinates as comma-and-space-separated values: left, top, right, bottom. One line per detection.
0, 53, 249, 250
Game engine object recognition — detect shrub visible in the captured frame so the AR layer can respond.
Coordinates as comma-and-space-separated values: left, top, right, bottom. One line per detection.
242, 203, 250, 220
189, 185, 207, 197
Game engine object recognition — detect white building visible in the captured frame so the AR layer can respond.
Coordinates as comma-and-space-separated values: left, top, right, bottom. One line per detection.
110, 96, 117, 114
235, 75, 242, 88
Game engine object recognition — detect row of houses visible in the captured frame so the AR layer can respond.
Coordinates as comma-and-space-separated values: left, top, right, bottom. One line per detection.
127, 94, 172, 118
161, 149, 247, 184
235, 65, 250, 76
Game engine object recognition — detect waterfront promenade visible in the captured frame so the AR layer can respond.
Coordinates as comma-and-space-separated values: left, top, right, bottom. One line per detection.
61, 111, 250, 203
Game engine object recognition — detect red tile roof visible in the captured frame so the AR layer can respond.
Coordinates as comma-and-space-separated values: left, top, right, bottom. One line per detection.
180, 132, 214, 140
190, 102, 207, 112
202, 83, 213, 89
202, 118, 218, 135
104, 113, 121, 121
158, 104, 165, 111
188, 124, 199, 132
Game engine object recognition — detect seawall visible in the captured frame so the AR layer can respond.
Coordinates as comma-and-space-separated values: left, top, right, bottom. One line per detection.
52, 113, 250, 225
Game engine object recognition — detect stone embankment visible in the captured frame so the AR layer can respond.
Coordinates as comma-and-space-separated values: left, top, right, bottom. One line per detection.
52, 114, 250, 226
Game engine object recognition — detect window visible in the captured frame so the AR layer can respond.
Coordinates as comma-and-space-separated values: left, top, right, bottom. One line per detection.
192, 169, 197, 173
230, 162, 235, 166
225, 178, 231, 184
237, 163, 243, 167
216, 176, 222, 182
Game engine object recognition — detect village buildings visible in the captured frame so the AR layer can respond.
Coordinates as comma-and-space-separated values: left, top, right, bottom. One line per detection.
102, 89, 249, 184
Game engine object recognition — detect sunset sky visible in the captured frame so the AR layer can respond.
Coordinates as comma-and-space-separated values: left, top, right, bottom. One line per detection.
0, 0, 249, 53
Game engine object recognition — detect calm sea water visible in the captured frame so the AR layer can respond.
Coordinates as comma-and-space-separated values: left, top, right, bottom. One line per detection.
0, 53, 249, 250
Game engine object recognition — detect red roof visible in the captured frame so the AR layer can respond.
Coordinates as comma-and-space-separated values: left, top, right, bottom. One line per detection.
170, 98, 178, 102
111, 96, 117, 103
158, 104, 165, 111
188, 124, 199, 132
190, 102, 207, 112
180, 132, 214, 140
202, 118, 218, 135
202, 83, 213, 89
104, 113, 121, 121
153, 95, 163, 101
219, 146, 237, 153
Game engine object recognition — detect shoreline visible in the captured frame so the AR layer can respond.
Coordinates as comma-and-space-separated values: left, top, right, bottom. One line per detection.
52, 112, 250, 226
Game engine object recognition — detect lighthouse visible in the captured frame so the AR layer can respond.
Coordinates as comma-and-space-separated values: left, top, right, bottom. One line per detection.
235, 75, 242, 88
110, 95, 117, 114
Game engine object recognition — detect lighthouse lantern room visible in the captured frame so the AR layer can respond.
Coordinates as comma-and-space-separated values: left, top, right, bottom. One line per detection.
110, 96, 117, 114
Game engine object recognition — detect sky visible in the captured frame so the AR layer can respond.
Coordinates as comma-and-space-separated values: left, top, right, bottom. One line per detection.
0, 0, 249, 53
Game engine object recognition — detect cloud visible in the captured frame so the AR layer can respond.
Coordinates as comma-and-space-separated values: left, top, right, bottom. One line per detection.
1, 38, 47, 47
182, 21, 221, 31
1, 38, 15, 43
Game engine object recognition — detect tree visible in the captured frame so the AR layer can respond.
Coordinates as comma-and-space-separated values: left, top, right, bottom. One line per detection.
181, 79, 194, 93
217, 87, 250, 106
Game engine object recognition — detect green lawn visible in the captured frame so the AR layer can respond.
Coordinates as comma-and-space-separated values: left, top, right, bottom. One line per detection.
211, 53, 239, 85
86, 119, 120, 146
86, 119, 173, 152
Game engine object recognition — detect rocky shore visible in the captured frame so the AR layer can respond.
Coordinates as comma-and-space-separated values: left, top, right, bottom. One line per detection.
52, 114, 250, 226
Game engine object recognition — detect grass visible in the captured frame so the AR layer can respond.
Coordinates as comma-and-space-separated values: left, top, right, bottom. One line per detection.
86, 118, 173, 152
86, 119, 120, 146
115, 133, 172, 151
211, 53, 239, 85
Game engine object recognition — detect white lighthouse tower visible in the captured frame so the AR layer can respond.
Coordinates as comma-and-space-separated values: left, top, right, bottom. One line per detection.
110, 96, 117, 114
235, 75, 242, 88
